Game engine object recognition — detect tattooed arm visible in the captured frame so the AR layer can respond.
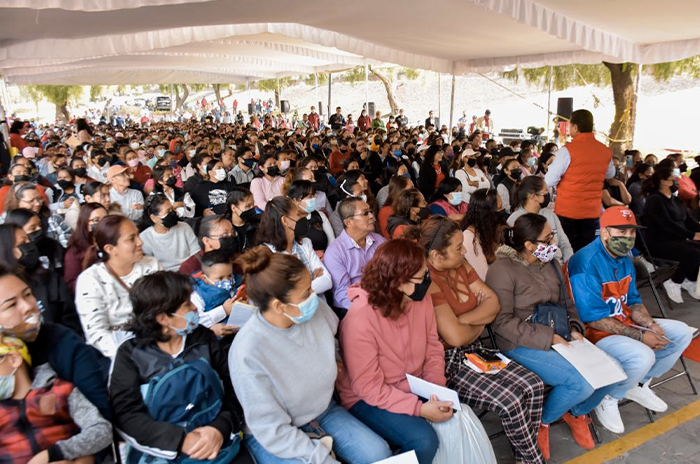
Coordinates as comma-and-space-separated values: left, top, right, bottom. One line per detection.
629, 303, 655, 328
587, 317, 643, 341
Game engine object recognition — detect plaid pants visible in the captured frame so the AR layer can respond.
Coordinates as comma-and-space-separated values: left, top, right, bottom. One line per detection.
445, 345, 546, 464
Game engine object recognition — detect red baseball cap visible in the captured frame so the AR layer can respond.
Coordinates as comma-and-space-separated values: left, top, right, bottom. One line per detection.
600, 206, 639, 229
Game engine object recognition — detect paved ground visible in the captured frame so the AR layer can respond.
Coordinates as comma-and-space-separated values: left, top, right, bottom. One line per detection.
483, 285, 700, 464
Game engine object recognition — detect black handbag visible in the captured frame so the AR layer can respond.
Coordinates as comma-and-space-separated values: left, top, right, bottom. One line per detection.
528, 262, 571, 341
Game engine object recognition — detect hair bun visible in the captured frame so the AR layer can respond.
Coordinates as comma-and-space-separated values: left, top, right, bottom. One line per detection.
237, 246, 272, 275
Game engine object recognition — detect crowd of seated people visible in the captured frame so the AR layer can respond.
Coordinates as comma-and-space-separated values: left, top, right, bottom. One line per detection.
0, 108, 696, 464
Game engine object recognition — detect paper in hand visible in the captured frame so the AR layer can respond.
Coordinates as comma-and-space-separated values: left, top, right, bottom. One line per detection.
406, 374, 461, 411
226, 302, 257, 328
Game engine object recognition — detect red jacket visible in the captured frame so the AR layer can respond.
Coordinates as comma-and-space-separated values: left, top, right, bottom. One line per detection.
0, 379, 79, 464
308, 112, 320, 131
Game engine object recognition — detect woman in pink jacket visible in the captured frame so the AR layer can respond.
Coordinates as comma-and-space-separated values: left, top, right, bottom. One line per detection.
336, 239, 452, 464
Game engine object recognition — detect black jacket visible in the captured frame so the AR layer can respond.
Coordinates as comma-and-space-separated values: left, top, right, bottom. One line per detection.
643, 191, 700, 243
110, 326, 244, 456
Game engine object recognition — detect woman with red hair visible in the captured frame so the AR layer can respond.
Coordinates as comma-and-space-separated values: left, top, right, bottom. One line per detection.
336, 239, 451, 464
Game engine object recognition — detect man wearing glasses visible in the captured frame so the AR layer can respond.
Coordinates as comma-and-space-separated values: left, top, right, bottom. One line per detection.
324, 197, 386, 313
107, 165, 144, 221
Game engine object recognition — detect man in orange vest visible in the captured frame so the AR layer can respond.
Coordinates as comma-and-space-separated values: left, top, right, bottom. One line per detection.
545, 109, 615, 251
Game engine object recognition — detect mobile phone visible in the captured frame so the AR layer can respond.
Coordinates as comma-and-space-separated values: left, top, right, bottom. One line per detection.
474, 350, 501, 363
626, 154, 633, 167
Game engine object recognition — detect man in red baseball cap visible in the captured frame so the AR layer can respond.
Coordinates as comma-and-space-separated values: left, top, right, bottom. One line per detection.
567, 205, 694, 435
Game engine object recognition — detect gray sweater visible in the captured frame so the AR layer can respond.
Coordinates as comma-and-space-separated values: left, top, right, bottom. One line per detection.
139, 222, 200, 272
229, 299, 339, 464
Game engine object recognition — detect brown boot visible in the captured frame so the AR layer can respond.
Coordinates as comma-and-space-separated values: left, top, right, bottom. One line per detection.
562, 413, 595, 450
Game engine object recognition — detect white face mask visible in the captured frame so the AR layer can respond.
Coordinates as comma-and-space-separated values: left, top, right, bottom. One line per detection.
214, 168, 226, 181
129, 142, 139, 150
280, 160, 291, 171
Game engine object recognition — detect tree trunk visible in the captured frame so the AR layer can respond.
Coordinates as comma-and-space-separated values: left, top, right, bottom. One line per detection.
213, 84, 222, 103
274, 88, 280, 109
369, 66, 399, 115
175, 84, 189, 111
603, 62, 638, 159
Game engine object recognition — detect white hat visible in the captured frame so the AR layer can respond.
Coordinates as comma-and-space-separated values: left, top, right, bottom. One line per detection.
462, 148, 478, 158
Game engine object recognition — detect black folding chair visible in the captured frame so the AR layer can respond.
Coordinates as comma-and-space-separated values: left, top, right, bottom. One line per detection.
617, 226, 699, 424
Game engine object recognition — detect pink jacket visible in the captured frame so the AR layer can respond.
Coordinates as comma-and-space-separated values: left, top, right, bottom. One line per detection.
336, 285, 446, 416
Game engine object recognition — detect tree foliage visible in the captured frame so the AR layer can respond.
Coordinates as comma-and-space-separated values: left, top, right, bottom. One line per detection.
257, 77, 293, 108
24, 85, 83, 121
500, 56, 700, 157
89, 86, 105, 102
402, 68, 421, 80
341, 67, 366, 86
304, 73, 329, 87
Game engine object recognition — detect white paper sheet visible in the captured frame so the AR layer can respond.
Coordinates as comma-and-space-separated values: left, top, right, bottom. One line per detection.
372, 451, 419, 464
406, 374, 461, 411
225, 302, 256, 328
552, 338, 627, 389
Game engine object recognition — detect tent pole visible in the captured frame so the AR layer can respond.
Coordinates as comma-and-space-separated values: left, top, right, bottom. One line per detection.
315, 73, 319, 108
247, 80, 251, 104
327, 73, 332, 122
546, 66, 553, 140
0, 77, 10, 143
438, 72, 441, 125
364, 64, 369, 116
448, 74, 456, 143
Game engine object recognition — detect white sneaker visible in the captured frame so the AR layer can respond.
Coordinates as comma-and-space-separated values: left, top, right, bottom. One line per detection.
681, 279, 700, 300
624, 380, 668, 412
663, 279, 684, 304
594, 395, 625, 434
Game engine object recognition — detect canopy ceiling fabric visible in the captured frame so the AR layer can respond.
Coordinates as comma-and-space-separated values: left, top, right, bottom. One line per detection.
1, 0, 699, 85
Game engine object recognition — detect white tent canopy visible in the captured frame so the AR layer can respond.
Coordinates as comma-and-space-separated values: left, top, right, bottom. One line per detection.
1, 0, 700, 85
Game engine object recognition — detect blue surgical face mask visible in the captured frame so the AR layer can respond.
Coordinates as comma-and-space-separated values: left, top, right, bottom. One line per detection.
170, 311, 199, 336
449, 191, 463, 205
673, 168, 681, 178
157, 149, 166, 158
284, 293, 319, 324
393, 149, 402, 158
210, 277, 233, 293
527, 157, 537, 167
303, 198, 317, 213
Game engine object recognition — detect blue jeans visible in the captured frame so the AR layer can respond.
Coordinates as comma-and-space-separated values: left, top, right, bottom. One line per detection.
505, 347, 612, 424
348, 400, 439, 464
244, 401, 391, 464
596, 318, 693, 399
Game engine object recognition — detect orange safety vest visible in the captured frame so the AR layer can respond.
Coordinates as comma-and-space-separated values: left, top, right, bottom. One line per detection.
554, 133, 612, 219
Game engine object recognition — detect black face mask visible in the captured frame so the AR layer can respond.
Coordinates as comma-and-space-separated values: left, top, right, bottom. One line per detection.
28, 230, 43, 244
165, 177, 178, 188
417, 207, 430, 221
18, 242, 40, 269
13, 175, 30, 183
292, 216, 310, 240
540, 193, 551, 209
265, 166, 279, 177
239, 207, 259, 224
317, 166, 328, 175
97, 158, 109, 167
408, 272, 432, 301
57, 180, 73, 191
679, 163, 688, 173
508, 169, 522, 181
160, 211, 179, 229
74, 168, 87, 178
217, 235, 237, 255
670, 181, 679, 194
242, 158, 255, 168
466, 158, 477, 168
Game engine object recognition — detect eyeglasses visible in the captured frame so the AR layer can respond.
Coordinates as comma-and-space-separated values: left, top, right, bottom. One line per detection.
539, 233, 555, 246
350, 210, 373, 218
